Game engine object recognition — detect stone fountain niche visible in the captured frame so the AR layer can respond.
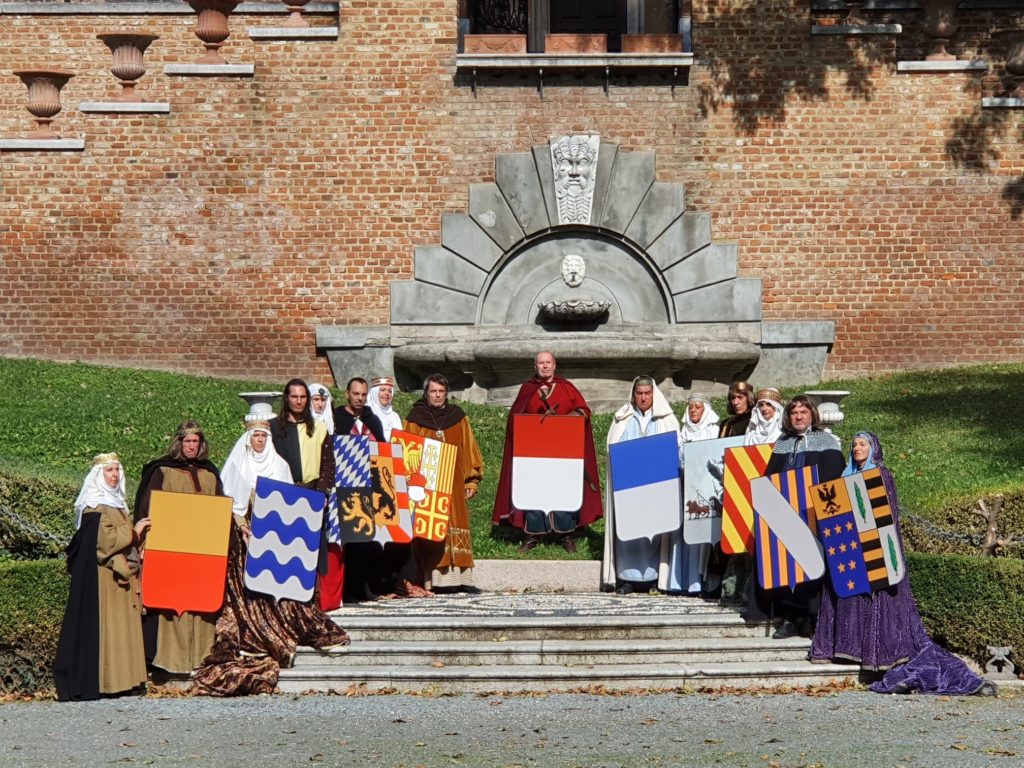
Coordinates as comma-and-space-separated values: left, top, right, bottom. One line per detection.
317, 136, 835, 410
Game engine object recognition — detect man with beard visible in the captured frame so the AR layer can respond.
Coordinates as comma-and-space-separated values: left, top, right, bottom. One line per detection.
269, 379, 337, 608
491, 351, 602, 553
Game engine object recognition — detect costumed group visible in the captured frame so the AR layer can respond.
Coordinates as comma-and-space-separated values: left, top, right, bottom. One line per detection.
53, 352, 994, 701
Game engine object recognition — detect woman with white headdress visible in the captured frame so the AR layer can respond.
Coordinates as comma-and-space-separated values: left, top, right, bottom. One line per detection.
601, 376, 681, 594
307, 383, 335, 435
191, 405, 349, 697
745, 387, 785, 446
660, 394, 720, 595
54, 453, 149, 701
367, 375, 403, 441
220, 404, 293, 525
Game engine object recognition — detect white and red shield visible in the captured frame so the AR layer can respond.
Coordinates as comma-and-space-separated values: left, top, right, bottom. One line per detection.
511, 414, 584, 514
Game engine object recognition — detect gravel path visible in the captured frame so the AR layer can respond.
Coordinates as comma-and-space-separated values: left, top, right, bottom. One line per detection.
2, 689, 1023, 767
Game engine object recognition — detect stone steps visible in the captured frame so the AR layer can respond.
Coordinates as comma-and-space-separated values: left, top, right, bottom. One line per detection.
277, 660, 858, 693
293, 635, 813, 667
284, 592, 863, 692
330, 611, 769, 642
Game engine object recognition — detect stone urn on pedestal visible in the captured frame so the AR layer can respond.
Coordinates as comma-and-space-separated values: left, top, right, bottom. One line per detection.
993, 26, 1024, 98
97, 33, 159, 102
239, 391, 282, 411
281, 0, 312, 28
920, 0, 959, 61
803, 390, 850, 435
13, 70, 74, 139
187, 0, 241, 64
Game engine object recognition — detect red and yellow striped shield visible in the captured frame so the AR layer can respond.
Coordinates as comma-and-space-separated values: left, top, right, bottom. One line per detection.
721, 444, 773, 554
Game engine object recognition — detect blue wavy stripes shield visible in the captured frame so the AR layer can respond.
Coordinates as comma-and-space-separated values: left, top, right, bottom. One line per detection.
245, 477, 325, 603
810, 468, 905, 597
752, 466, 823, 591
326, 435, 374, 544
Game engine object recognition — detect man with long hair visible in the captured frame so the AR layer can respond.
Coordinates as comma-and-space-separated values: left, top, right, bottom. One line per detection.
134, 420, 224, 675
270, 379, 337, 607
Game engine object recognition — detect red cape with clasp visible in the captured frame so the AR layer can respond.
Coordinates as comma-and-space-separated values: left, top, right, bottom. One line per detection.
490, 375, 603, 530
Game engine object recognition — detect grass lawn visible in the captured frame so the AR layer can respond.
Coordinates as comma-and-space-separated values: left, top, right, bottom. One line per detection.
3, 357, 1024, 560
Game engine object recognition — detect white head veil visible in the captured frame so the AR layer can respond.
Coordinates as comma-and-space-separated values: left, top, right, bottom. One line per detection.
745, 388, 784, 446
367, 376, 403, 442
220, 423, 293, 517
307, 383, 335, 435
74, 452, 128, 529
607, 376, 680, 445
681, 394, 720, 442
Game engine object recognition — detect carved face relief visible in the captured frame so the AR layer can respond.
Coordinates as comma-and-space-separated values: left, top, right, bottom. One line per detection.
550, 135, 599, 225
561, 253, 586, 288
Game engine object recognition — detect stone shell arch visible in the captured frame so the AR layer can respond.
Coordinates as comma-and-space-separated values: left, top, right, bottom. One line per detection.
318, 137, 835, 409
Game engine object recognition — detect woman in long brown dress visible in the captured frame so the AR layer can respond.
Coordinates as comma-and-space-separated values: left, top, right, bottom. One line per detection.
54, 453, 150, 700
404, 374, 483, 591
134, 421, 224, 674
191, 410, 349, 696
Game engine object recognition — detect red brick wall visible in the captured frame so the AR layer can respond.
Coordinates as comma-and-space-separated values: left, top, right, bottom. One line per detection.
0, 1, 1021, 383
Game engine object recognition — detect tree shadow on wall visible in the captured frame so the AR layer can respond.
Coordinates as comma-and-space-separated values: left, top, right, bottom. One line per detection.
696, 3, 892, 134
944, 37, 1024, 220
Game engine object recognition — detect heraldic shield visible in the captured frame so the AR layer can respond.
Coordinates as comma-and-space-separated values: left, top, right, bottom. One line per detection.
391, 429, 458, 542
511, 414, 584, 534
326, 435, 375, 544
810, 468, 905, 598
370, 441, 413, 545
682, 435, 745, 545
720, 444, 773, 555
752, 467, 824, 591
608, 431, 682, 542
142, 490, 233, 615
245, 477, 325, 603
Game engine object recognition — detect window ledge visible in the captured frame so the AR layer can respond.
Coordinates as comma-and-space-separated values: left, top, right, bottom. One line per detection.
456, 53, 694, 70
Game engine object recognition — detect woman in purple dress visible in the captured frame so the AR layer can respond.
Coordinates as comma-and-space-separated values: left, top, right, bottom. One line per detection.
810, 431, 996, 695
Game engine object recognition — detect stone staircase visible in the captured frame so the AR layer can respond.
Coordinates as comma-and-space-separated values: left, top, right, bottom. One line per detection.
279, 591, 860, 694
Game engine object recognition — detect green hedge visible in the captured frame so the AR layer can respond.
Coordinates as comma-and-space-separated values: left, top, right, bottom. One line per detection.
0, 558, 69, 693
903, 489, 1024, 559
2, 554, 1023, 694
907, 551, 1024, 665
0, 461, 79, 537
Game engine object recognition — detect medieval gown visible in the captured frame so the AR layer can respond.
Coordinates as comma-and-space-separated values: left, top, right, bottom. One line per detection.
601, 378, 682, 591
810, 431, 986, 695
54, 504, 148, 700
135, 457, 224, 674
404, 404, 483, 589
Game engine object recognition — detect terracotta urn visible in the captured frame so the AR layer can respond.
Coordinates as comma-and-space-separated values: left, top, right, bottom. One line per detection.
844, 1, 866, 25
13, 69, 74, 139
97, 33, 159, 102
464, 34, 527, 54
281, 0, 311, 29
993, 27, 1024, 98
544, 34, 608, 54
620, 34, 683, 54
919, 0, 958, 61
187, 0, 241, 64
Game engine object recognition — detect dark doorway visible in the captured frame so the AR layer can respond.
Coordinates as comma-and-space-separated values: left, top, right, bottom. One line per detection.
549, 0, 627, 52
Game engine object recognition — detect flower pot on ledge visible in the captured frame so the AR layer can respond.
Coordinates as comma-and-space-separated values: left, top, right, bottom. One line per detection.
544, 34, 607, 54
464, 34, 527, 54
620, 34, 683, 54
920, 0, 958, 61
13, 69, 74, 139
993, 27, 1024, 98
97, 33, 159, 102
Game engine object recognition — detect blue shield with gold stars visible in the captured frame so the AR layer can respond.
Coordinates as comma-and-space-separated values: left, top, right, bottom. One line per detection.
810, 468, 905, 598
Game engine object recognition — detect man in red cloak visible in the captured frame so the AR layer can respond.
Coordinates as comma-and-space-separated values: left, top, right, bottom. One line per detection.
491, 351, 602, 552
